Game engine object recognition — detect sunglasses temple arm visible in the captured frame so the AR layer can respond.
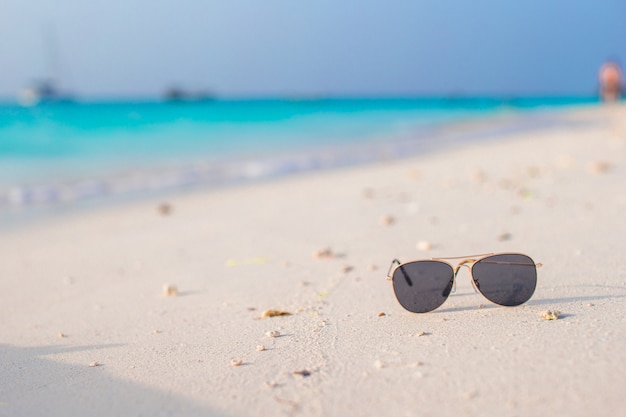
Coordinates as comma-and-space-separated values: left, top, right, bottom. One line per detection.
386, 259, 402, 279
480, 261, 543, 267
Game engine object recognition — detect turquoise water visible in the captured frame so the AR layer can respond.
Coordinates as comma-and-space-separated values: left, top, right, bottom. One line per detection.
0, 97, 597, 209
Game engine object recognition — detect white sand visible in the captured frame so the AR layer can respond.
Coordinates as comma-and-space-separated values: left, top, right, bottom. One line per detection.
1, 105, 625, 417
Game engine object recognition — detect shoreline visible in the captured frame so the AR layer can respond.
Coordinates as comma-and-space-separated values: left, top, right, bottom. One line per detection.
0, 103, 603, 231
1, 103, 625, 417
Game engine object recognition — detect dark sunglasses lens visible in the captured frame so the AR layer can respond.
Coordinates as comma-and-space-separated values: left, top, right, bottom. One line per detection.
392, 261, 454, 313
472, 254, 537, 306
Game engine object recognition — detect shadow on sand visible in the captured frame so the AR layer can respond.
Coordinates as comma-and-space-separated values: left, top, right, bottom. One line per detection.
0, 343, 232, 417
434, 287, 626, 314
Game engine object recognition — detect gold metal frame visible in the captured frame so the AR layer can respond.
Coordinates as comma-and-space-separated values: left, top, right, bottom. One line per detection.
386, 252, 542, 311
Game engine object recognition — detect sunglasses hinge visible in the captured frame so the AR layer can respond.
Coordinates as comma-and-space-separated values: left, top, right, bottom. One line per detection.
386, 258, 402, 279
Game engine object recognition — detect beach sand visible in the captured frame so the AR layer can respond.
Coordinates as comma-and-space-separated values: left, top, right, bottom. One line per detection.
1, 105, 625, 417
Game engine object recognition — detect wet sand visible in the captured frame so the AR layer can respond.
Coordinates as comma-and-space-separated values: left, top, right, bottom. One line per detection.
1, 104, 625, 417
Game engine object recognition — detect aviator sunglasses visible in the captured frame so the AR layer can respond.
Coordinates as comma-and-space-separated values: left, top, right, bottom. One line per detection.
386, 253, 541, 313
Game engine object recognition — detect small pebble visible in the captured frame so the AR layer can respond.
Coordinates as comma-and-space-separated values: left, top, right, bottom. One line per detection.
89, 362, 101, 367
540, 310, 561, 320
230, 359, 243, 367
416, 241, 432, 251
367, 264, 378, 271
163, 284, 178, 297
378, 312, 386, 317
312, 248, 334, 259
341, 265, 354, 274
519, 189, 534, 200
587, 303, 594, 307
588, 161, 612, 174
293, 369, 311, 377
380, 215, 395, 226
373, 360, 385, 369
416, 331, 428, 337
462, 390, 479, 400
256, 345, 266, 351
362, 188, 375, 199
58, 333, 66, 338
408, 168, 421, 181
470, 169, 486, 183
526, 166, 541, 178
158, 203, 172, 215
498, 232, 512, 241
153, 329, 162, 334
266, 330, 281, 338
261, 309, 291, 318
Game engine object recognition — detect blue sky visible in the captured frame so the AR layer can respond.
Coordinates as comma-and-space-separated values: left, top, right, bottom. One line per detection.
1, 0, 625, 97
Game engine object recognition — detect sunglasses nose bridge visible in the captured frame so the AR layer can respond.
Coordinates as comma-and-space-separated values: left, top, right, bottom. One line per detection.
453, 260, 474, 276
454, 260, 480, 294
452, 263, 470, 293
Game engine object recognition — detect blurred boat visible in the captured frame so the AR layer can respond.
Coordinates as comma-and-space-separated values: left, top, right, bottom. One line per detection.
162, 86, 216, 102
17, 79, 74, 106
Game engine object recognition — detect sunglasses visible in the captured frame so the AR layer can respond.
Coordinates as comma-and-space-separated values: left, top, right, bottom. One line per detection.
386, 253, 541, 313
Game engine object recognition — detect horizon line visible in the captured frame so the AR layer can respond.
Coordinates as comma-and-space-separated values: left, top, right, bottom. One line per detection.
0, 93, 603, 104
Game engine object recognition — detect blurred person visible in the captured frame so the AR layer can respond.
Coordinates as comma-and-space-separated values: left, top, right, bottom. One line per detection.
598, 60, 623, 102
